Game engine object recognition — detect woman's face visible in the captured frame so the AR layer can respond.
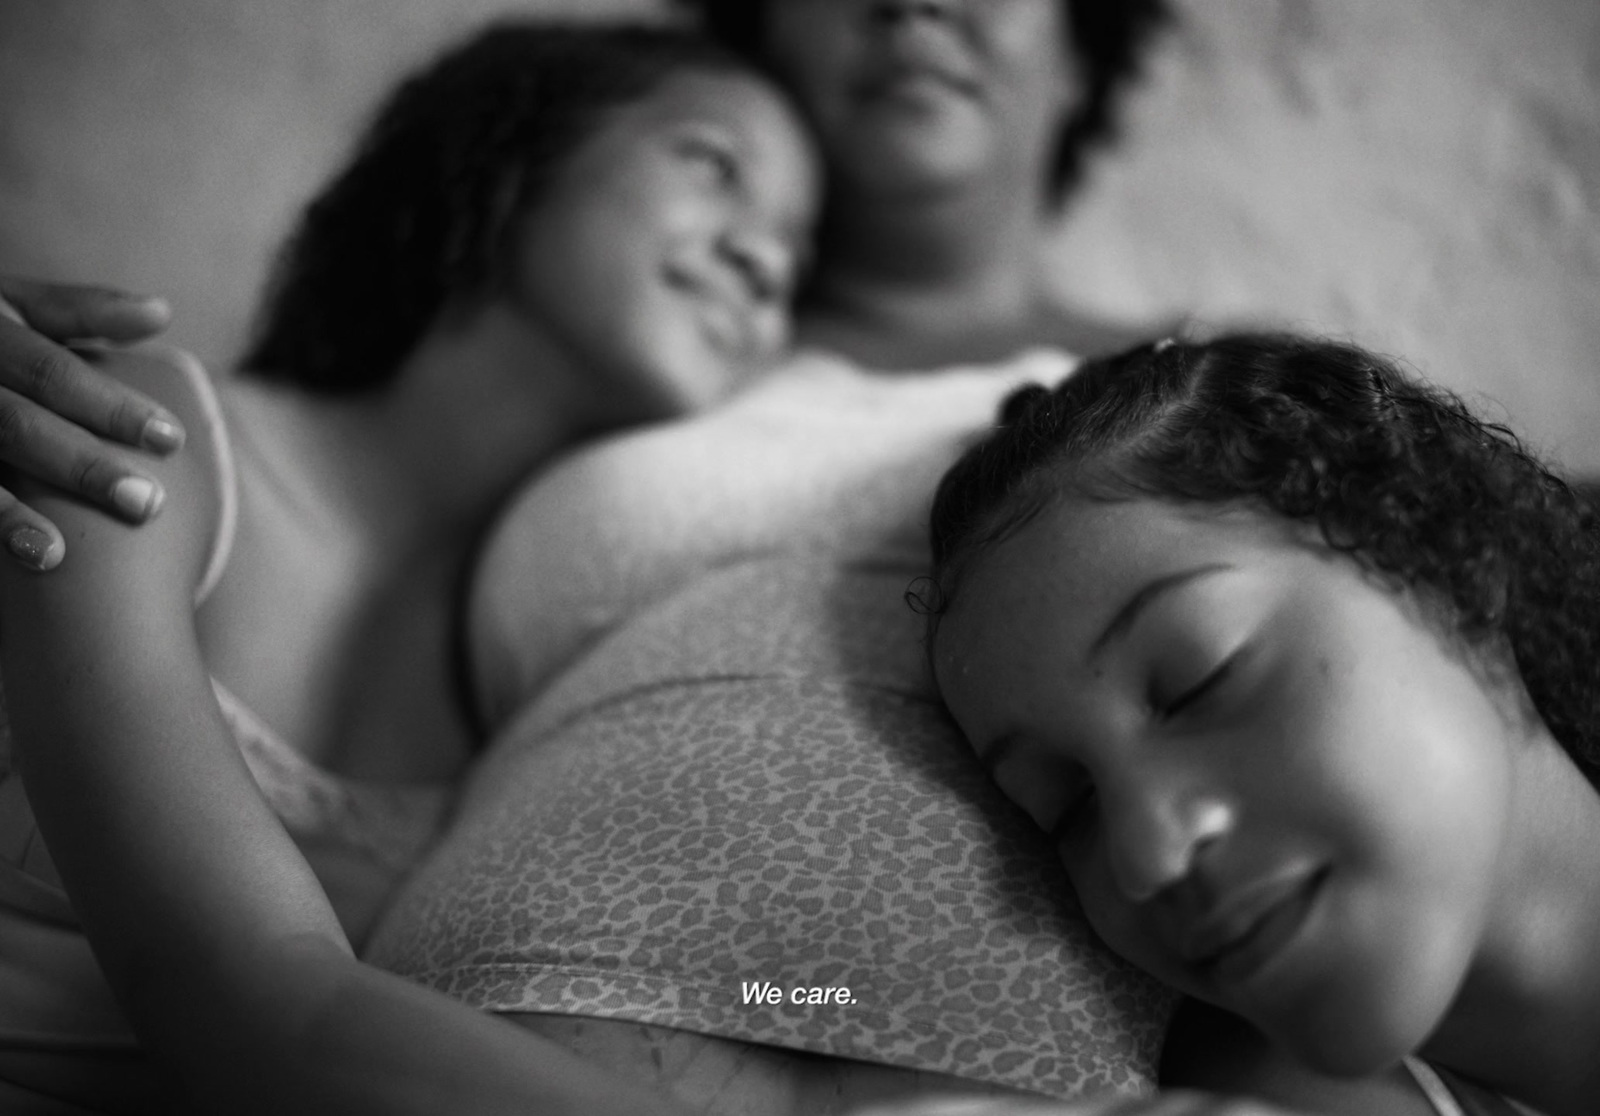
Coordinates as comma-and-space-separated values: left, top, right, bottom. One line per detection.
933, 496, 1529, 1076
758, 0, 1078, 201
508, 68, 819, 423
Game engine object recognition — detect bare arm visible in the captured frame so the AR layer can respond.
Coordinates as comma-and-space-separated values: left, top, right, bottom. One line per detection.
0, 275, 186, 571
0, 347, 694, 1115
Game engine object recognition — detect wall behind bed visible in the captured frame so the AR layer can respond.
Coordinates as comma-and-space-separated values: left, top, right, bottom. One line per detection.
0, 0, 654, 388
1055, 0, 1600, 475
2, 0, 1597, 470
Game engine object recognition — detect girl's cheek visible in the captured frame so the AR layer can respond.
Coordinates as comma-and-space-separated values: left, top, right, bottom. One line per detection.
1076, 887, 1144, 967
1064, 856, 1116, 930
1065, 851, 1165, 971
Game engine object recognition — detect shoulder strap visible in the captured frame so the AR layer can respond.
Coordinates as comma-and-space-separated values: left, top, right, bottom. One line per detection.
147, 345, 237, 604
1408, 1058, 1548, 1116
1406, 1058, 1469, 1116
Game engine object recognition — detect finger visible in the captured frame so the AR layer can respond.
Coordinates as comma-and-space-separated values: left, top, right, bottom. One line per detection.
0, 275, 171, 343
0, 386, 166, 523
0, 489, 65, 571
0, 319, 186, 453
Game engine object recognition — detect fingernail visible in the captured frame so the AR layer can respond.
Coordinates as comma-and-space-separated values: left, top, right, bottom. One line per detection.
112, 476, 164, 520
6, 526, 58, 570
141, 415, 186, 453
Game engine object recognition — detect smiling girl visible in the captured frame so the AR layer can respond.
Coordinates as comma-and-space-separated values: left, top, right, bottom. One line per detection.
921, 333, 1600, 1115
0, 22, 816, 1114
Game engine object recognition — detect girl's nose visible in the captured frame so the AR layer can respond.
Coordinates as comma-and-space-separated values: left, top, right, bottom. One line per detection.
717, 227, 792, 306
1102, 773, 1235, 905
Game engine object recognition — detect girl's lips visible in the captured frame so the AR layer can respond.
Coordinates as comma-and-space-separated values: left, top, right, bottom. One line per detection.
663, 265, 752, 358
694, 300, 748, 358
1185, 868, 1327, 988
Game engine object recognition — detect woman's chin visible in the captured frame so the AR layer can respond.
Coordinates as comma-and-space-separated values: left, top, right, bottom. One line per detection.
834, 126, 996, 200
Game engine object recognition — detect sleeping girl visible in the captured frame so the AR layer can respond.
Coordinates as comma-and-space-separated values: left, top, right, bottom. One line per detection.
922, 333, 1599, 1116
0, 21, 816, 1114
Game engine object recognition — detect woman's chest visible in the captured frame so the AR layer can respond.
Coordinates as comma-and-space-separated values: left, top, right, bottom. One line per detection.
467, 369, 1011, 716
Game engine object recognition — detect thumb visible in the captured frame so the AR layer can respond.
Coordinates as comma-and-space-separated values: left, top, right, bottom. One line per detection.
0, 276, 171, 342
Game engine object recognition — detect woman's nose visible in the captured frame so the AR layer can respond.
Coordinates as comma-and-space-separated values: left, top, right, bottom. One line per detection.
1101, 773, 1234, 905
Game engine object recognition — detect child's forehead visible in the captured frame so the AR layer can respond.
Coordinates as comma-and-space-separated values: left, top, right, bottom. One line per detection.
999, 497, 1288, 565
946, 497, 1321, 632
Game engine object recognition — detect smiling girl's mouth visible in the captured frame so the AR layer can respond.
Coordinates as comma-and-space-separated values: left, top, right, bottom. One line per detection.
1192, 868, 1328, 989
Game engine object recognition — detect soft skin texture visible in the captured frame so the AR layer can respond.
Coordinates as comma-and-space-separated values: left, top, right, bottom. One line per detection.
509, 69, 818, 422
932, 497, 1600, 1115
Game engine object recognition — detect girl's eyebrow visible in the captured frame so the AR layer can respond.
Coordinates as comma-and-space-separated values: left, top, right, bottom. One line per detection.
1089, 563, 1235, 661
973, 564, 1234, 770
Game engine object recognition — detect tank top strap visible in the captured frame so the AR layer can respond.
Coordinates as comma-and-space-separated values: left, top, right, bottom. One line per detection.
154, 345, 238, 605
1406, 1058, 1547, 1116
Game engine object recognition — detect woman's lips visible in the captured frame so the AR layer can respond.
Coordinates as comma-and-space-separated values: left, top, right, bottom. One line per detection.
858, 27, 979, 108
859, 64, 976, 108
1183, 868, 1327, 988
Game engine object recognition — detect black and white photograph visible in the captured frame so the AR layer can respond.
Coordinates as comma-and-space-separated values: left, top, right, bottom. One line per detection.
0, 2, 1597, 1113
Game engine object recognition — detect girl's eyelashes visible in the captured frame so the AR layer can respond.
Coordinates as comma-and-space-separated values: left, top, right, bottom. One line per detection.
1153, 646, 1247, 721
677, 131, 743, 188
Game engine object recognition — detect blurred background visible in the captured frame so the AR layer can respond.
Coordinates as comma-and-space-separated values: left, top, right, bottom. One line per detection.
1, 0, 1596, 470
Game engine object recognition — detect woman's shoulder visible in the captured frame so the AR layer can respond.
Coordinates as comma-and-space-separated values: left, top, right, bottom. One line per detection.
78, 344, 233, 600
88, 343, 221, 436
3, 344, 232, 608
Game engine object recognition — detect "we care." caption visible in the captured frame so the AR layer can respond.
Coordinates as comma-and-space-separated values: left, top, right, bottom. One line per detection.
740, 981, 856, 1006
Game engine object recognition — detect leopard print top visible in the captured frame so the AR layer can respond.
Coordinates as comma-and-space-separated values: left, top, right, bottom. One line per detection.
365, 350, 1177, 1100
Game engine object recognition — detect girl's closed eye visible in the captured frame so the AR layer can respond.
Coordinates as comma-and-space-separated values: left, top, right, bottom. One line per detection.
1154, 645, 1252, 722
677, 128, 743, 188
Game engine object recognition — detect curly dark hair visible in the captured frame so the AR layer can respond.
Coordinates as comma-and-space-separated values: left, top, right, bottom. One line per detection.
241, 23, 746, 393
675, 0, 1171, 200
922, 333, 1600, 785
